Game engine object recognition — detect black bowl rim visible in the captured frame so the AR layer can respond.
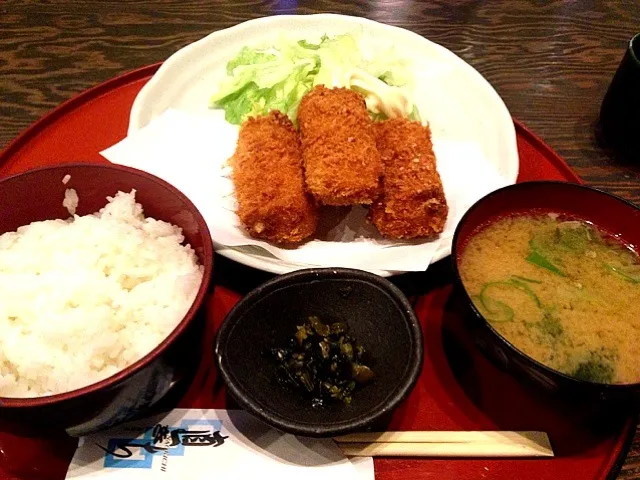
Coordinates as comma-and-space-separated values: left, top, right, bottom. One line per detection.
214, 267, 423, 437
0, 163, 214, 407
451, 179, 640, 391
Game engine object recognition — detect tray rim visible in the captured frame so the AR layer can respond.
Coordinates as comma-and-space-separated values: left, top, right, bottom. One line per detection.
0, 63, 636, 480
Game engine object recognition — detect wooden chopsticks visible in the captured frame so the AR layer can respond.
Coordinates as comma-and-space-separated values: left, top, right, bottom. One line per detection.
333, 431, 554, 458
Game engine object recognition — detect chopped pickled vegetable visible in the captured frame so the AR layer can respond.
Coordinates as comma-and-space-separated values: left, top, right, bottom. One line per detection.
270, 316, 374, 407
309, 315, 330, 336
351, 363, 375, 383
295, 325, 309, 344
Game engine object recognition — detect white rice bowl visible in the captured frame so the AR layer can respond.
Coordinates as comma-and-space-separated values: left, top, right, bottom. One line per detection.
0, 190, 204, 398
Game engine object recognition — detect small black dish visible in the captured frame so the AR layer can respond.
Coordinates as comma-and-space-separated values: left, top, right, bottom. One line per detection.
214, 267, 423, 437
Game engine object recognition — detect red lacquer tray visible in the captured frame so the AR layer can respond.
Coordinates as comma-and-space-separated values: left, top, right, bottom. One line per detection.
0, 65, 635, 480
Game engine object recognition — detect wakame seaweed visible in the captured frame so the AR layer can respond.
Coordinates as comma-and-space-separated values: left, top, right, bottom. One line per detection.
270, 316, 374, 407
537, 312, 563, 338
572, 357, 615, 383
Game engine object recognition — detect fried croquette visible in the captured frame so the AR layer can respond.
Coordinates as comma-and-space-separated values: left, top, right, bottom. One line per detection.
297, 86, 382, 206
230, 111, 318, 244
369, 118, 448, 239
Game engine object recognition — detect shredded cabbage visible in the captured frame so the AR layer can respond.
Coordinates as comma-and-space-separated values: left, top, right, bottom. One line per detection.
210, 31, 419, 125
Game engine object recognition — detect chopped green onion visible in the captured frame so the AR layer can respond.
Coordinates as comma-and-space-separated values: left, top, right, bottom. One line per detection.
605, 263, 640, 283
508, 279, 543, 307
511, 275, 542, 284
526, 250, 566, 277
478, 284, 515, 322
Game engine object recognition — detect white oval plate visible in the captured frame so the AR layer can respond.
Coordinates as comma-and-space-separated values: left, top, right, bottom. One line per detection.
129, 14, 519, 276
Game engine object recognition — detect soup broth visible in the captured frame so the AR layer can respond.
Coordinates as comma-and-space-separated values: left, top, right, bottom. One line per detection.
459, 213, 640, 384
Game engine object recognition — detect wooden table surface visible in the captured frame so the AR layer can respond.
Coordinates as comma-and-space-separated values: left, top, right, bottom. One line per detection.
1, 0, 639, 477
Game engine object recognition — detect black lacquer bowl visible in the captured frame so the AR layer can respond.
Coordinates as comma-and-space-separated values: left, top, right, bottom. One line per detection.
451, 181, 640, 407
215, 267, 423, 437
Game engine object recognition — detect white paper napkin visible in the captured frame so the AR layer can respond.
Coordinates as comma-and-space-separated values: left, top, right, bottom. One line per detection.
101, 109, 510, 272
66, 409, 373, 479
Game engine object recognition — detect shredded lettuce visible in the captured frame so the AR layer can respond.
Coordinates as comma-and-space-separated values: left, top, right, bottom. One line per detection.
210, 31, 418, 125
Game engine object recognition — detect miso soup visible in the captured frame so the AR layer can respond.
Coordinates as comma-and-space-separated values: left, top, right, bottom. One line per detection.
459, 213, 640, 384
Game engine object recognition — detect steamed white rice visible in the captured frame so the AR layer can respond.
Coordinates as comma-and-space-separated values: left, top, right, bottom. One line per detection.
0, 190, 203, 398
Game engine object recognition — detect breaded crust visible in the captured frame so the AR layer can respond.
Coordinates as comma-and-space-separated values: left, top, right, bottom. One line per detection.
369, 118, 448, 239
298, 86, 382, 206
231, 111, 318, 244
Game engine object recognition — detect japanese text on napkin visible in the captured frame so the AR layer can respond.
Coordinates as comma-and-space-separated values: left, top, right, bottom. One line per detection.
66, 409, 373, 479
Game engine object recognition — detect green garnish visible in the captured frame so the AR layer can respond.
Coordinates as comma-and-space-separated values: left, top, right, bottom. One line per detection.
473, 278, 551, 325
526, 249, 566, 277
271, 316, 374, 408
297, 37, 326, 50
210, 32, 418, 125
572, 358, 615, 383
511, 275, 543, 284
605, 263, 640, 283
537, 313, 563, 338
556, 223, 594, 253
476, 292, 514, 322
507, 278, 543, 307
475, 279, 541, 323
526, 223, 602, 277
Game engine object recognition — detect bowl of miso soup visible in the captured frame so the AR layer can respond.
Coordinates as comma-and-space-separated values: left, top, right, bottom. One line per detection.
452, 181, 640, 404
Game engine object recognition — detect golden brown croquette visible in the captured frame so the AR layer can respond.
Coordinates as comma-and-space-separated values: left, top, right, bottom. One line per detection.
230, 111, 318, 244
369, 118, 448, 239
297, 86, 382, 206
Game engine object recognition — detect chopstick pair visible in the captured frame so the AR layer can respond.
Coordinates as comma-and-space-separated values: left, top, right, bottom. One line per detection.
333, 431, 554, 458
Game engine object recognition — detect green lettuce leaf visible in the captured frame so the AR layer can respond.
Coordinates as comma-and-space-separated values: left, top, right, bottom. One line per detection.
210, 31, 418, 125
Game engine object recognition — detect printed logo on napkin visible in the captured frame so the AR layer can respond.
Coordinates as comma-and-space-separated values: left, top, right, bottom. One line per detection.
98, 418, 228, 469
66, 409, 373, 479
